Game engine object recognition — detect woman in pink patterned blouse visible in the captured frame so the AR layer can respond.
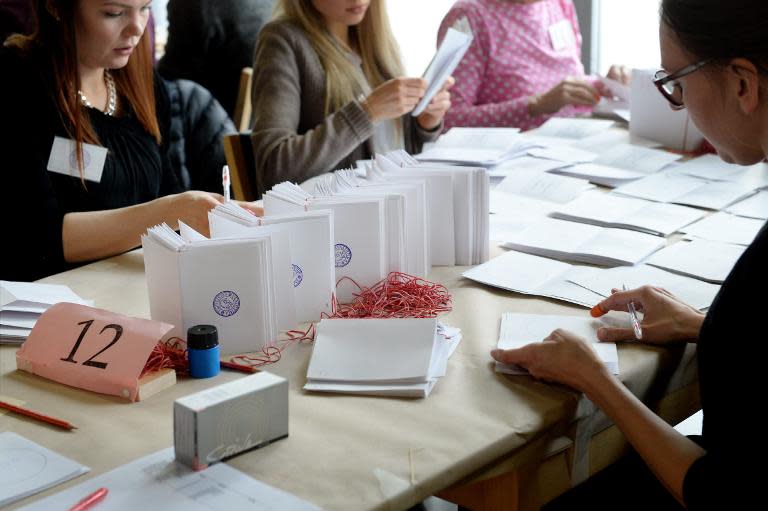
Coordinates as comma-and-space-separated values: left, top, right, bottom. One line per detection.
438, 0, 628, 130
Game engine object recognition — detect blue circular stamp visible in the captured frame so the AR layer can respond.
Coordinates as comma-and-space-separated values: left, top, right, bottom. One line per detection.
335, 243, 352, 268
212, 290, 240, 317
292, 264, 303, 288
69, 147, 91, 170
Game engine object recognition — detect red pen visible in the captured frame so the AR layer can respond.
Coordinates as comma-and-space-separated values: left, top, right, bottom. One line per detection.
0, 400, 76, 430
67, 487, 108, 511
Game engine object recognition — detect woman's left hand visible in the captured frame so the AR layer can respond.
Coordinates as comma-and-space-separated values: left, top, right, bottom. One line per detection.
490, 329, 610, 392
417, 76, 455, 130
606, 64, 631, 85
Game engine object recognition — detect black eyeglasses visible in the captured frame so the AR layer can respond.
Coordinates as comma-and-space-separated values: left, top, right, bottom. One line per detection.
653, 59, 710, 110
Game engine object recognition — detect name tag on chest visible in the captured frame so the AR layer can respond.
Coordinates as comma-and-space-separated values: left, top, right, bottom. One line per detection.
47, 136, 107, 183
548, 19, 576, 52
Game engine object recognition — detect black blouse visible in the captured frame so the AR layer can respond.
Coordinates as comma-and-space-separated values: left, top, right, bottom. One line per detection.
682, 221, 767, 508
0, 47, 182, 282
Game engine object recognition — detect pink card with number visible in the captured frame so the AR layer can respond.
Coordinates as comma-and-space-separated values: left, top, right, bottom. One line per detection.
16, 302, 174, 401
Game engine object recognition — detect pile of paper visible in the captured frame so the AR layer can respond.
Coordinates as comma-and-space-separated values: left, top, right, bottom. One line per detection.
645, 239, 745, 284
142, 223, 294, 354
0, 281, 89, 343
376, 151, 490, 265
209, 203, 335, 322
264, 182, 389, 303
304, 318, 461, 398
495, 313, 619, 375
416, 127, 539, 167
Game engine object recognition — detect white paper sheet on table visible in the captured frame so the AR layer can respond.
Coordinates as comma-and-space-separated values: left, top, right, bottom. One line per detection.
567, 264, 721, 310
646, 239, 745, 284
680, 212, 765, 246
495, 168, 595, 204
16, 448, 319, 511
488, 156, 571, 177
495, 313, 619, 375
549, 162, 647, 188
725, 191, 768, 220
527, 145, 597, 164
552, 190, 705, 236
498, 217, 666, 266
0, 432, 90, 508
591, 143, 681, 174
462, 250, 604, 308
612, 171, 756, 210
534, 118, 615, 139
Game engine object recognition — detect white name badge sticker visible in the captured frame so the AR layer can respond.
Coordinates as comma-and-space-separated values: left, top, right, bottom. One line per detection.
47, 136, 107, 183
548, 19, 576, 52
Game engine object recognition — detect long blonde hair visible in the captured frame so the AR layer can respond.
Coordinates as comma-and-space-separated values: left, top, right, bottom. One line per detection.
273, 0, 404, 114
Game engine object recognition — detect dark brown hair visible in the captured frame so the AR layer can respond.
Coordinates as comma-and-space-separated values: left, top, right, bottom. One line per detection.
5, 0, 160, 171
660, 0, 768, 74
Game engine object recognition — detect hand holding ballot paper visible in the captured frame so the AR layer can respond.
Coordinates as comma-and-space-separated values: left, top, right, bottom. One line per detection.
410, 18, 472, 118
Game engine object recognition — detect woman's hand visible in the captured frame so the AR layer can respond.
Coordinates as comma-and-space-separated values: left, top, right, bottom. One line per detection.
606, 64, 631, 85
362, 77, 427, 122
528, 76, 601, 116
234, 201, 264, 217
592, 285, 705, 344
417, 76, 455, 130
491, 329, 610, 392
163, 191, 224, 237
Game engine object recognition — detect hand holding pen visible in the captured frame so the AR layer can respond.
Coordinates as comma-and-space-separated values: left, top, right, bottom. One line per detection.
590, 285, 705, 345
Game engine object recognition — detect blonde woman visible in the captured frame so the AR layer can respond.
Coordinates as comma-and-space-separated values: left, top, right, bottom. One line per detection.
250, 0, 453, 192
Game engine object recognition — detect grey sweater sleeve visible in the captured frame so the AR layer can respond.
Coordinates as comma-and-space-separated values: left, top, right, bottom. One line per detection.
250, 23, 375, 187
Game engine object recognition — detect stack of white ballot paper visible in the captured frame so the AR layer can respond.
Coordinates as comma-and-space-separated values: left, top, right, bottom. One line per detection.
612, 171, 756, 210
495, 313, 619, 375
725, 191, 768, 220
142, 223, 295, 354
376, 152, 490, 265
1, 281, 90, 343
646, 239, 745, 284
208, 203, 335, 322
415, 127, 541, 167
412, 23, 473, 117
264, 182, 387, 303
304, 318, 461, 398
462, 250, 604, 308
552, 190, 705, 236
498, 217, 666, 266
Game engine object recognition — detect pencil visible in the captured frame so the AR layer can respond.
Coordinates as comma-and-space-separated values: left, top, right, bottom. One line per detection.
0, 400, 77, 430
220, 361, 258, 373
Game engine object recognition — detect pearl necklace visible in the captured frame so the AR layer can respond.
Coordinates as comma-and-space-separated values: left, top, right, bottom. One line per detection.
78, 70, 117, 116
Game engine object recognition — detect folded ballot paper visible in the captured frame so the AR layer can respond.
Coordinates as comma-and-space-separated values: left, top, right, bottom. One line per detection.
142, 223, 295, 354
304, 318, 461, 398
495, 313, 619, 376
412, 19, 473, 117
209, 203, 335, 322
416, 128, 542, 167
264, 183, 387, 303
0, 281, 90, 343
375, 151, 490, 265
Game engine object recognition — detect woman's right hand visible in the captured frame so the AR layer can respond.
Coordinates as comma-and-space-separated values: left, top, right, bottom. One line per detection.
592, 285, 706, 344
529, 77, 601, 116
163, 191, 225, 237
361, 77, 427, 122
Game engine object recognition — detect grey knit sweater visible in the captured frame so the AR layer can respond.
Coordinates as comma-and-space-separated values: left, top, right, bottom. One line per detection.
250, 20, 440, 192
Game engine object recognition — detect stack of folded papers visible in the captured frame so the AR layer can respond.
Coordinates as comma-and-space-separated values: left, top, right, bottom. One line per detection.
304, 318, 461, 398
0, 281, 89, 343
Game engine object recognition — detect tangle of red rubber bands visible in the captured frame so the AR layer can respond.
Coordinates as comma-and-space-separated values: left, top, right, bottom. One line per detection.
324, 272, 453, 319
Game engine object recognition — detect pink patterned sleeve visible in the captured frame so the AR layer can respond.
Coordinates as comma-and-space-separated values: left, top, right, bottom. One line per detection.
438, 5, 536, 129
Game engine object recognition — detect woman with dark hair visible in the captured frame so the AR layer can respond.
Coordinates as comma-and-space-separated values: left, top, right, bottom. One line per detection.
1, 0, 260, 282
491, 0, 767, 508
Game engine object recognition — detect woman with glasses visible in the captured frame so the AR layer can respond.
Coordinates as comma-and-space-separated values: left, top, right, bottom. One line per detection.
437, 0, 629, 131
249, 0, 453, 192
1, 0, 261, 282
492, 0, 767, 508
